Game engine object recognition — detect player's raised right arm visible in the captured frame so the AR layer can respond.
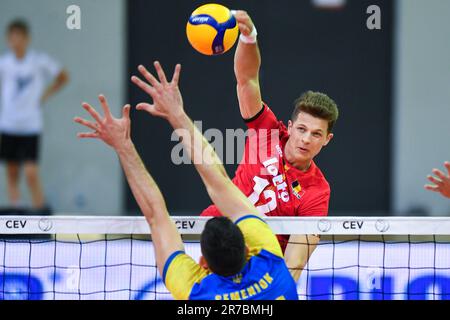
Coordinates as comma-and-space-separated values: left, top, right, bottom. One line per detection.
233, 10, 263, 120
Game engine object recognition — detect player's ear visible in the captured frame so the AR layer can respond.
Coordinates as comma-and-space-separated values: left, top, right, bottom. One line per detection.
287, 120, 293, 135
199, 256, 209, 270
323, 133, 334, 146
244, 245, 250, 258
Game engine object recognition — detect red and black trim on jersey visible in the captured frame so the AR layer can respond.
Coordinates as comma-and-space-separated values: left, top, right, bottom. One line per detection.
243, 104, 266, 123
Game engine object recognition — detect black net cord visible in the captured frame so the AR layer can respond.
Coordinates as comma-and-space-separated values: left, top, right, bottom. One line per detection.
52, 236, 57, 300
382, 234, 386, 300
77, 234, 83, 300
433, 235, 437, 300
103, 234, 108, 300
331, 235, 335, 300
128, 234, 133, 300
27, 240, 32, 300
2, 239, 5, 299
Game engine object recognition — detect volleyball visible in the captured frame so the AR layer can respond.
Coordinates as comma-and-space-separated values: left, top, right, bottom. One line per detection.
186, 3, 239, 56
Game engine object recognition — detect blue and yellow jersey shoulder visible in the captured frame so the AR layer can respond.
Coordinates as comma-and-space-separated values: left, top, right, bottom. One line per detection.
163, 215, 298, 300
235, 215, 283, 259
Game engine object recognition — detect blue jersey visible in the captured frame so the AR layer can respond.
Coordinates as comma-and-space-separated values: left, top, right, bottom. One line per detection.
163, 215, 298, 300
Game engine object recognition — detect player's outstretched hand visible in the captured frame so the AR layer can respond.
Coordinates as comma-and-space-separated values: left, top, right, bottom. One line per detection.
233, 10, 255, 36
131, 62, 184, 121
425, 161, 450, 199
74, 95, 131, 150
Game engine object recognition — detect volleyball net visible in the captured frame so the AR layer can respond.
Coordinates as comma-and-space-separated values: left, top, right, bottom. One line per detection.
0, 216, 449, 300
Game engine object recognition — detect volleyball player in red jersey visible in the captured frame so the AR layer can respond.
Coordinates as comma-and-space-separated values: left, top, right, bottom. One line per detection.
201, 10, 340, 282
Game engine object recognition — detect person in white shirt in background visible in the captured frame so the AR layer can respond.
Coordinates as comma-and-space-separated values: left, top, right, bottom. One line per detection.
0, 19, 69, 211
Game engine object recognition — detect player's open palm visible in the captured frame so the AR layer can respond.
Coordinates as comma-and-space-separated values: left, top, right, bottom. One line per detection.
131, 61, 184, 121
425, 162, 450, 199
74, 95, 131, 150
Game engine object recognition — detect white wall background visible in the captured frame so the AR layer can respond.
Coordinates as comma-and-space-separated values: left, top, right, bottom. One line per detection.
0, 0, 125, 215
393, 0, 450, 215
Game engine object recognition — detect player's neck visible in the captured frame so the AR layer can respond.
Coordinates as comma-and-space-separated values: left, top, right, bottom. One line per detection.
14, 48, 27, 60
292, 160, 312, 172
284, 147, 312, 172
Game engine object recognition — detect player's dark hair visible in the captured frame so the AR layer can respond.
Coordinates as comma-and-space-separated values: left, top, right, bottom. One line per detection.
7, 19, 30, 36
200, 217, 246, 277
292, 91, 339, 133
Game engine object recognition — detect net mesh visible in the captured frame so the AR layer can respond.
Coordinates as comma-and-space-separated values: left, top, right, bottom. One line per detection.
1, 216, 449, 300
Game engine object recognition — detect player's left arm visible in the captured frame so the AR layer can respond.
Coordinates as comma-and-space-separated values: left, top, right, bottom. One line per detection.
73, 95, 184, 278
284, 234, 320, 282
285, 188, 330, 281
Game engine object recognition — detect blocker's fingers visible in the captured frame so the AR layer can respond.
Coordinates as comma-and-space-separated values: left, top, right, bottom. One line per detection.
445, 162, 450, 174
77, 132, 100, 139
154, 61, 168, 85
425, 184, 440, 192
74, 117, 98, 131
122, 104, 131, 120
136, 102, 154, 113
138, 65, 161, 89
98, 95, 113, 119
136, 103, 166, 118
171, 64, 181, 85
131, 76, 157, 97
136, 102, 149, 109
82, 102, 103, 124
433, 169, 447, 181
427, 175, 442, 185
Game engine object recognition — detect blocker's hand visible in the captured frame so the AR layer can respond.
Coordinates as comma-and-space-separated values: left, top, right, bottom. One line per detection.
233, 10, 255, 36
74, 95, 131, 150
131, 61, 184, 121
425, 162, 450, 199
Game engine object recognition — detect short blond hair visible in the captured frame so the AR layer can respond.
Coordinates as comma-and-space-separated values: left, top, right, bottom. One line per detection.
292, 91, 339, 133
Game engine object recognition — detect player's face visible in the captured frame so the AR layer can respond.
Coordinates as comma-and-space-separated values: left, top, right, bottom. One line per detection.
7, 30, 29, 55
286, 112, 333, 166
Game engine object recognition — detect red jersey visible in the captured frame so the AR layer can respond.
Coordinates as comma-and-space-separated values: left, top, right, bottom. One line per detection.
201, 104, 330, 251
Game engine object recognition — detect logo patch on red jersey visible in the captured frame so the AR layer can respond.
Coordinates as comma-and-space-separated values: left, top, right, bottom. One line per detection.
291, 180, 305, 200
